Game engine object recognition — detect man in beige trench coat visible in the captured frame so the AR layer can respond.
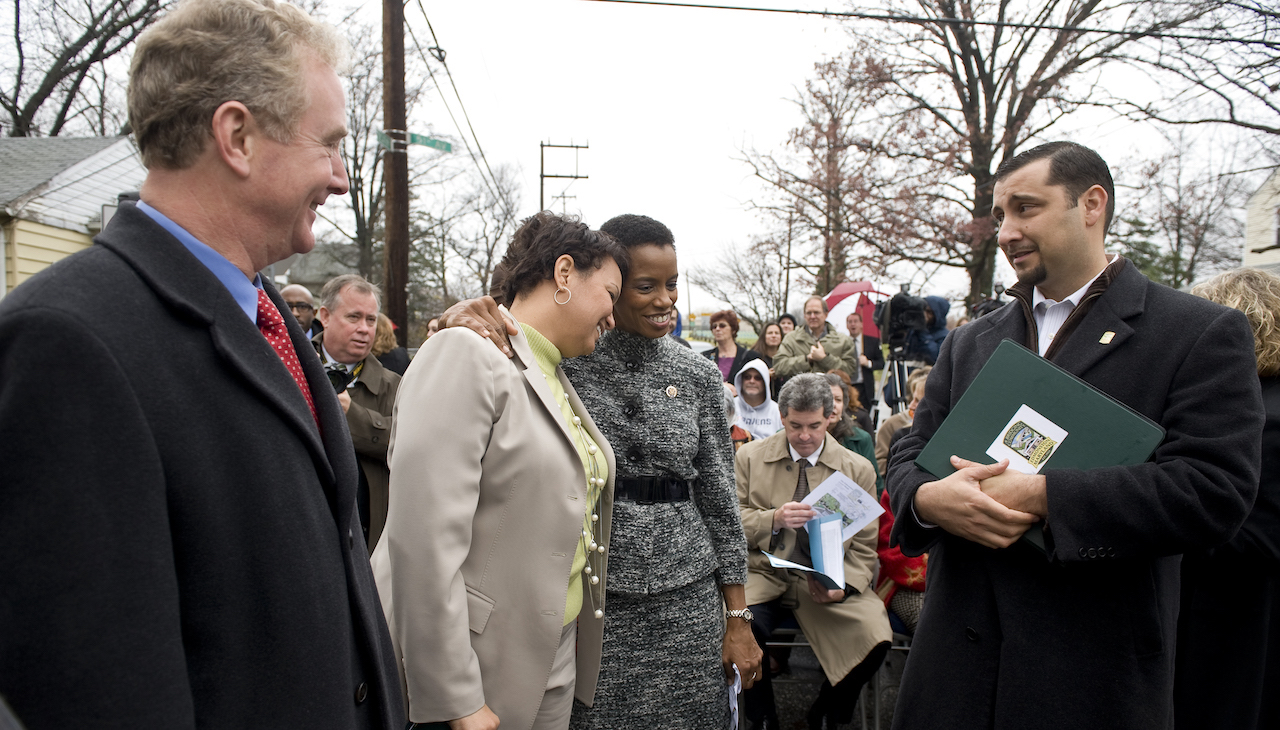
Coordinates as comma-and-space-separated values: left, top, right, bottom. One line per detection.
737, 374, 891, 730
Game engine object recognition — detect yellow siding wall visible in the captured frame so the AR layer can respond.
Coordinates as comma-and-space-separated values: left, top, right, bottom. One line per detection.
5, 219, 93, 293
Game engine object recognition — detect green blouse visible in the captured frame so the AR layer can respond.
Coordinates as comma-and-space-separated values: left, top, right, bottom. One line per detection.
521, 323, 608, 625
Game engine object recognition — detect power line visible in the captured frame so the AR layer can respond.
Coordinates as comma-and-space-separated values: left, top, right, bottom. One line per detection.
404, 22, 498, 204
580, 0, 1280, 48
412, 1, 517, 225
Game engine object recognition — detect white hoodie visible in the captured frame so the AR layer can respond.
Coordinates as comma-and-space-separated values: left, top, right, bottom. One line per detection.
733, 359, 782, 441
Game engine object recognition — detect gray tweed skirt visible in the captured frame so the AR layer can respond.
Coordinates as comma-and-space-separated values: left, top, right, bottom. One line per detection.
569, 573, 729, 730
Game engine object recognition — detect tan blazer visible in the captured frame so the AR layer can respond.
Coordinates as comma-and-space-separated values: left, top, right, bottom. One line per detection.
370, 320, 616, 730
736, 431, 890, 685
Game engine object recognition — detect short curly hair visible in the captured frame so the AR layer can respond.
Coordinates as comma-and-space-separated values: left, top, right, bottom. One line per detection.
1192, 268, 1280, 376
599, 214, 676, 250
709, 310, 740, 338
493, 212, 628, 306
129, 0, 349, 169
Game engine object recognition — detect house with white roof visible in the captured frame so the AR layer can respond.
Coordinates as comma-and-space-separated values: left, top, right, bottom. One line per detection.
1, 136, 147, 298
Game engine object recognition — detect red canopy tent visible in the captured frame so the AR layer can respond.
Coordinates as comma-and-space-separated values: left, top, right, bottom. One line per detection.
823, 281, 890, 338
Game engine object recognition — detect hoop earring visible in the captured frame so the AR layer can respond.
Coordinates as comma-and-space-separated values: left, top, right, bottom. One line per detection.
554, 287, 572, 305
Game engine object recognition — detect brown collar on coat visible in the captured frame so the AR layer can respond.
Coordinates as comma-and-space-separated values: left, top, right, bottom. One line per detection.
758, 430, 845, 472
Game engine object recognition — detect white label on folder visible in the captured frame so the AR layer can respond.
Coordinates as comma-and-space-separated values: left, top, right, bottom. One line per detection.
986, 404, 1068, 474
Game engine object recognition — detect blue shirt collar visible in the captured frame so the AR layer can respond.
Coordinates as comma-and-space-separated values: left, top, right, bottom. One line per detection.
136, 200, 263, 324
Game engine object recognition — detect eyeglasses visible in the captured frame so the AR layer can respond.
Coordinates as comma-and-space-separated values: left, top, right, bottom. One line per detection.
741, 372, 764, 382
286, 301, 314, 312
710, 322, 730, 330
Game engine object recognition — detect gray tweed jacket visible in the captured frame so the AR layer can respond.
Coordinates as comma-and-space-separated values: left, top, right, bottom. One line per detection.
563, 329, 748, 594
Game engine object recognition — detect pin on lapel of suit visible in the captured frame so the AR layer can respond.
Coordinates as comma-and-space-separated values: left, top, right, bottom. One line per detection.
1099, 332, 1115, 344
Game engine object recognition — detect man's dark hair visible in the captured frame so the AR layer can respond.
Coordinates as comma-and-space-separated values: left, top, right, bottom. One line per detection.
494, 212, 629, 306
599, 213, 675, 250
994, 141, 1116, 233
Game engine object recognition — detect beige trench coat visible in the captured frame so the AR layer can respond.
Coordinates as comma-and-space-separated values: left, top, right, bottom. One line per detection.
370, 320, 615, 730
737, 431, 891, 685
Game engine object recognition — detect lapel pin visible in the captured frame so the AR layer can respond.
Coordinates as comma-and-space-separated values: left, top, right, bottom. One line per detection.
1099, 331, 1115, 344
666, 385, 678, 398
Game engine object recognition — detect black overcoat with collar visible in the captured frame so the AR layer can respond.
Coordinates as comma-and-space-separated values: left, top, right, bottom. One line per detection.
0, 203, 403, 729
885, 259, 1263, 730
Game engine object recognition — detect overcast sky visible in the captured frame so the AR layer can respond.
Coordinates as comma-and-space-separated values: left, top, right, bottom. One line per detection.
335, 0, 1260, 318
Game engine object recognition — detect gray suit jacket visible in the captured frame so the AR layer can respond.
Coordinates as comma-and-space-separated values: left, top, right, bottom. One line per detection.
371, 319, 616, 730
886, 259, 1263, 730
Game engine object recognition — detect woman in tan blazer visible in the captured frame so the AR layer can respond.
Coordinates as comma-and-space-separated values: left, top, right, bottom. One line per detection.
371, 213, 627, 730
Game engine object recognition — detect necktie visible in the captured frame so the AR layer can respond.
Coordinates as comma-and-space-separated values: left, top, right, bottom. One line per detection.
257, 289, 319, 428
792, 458, 811, 502
792, 458, 813, 564
852, 337, 863, 383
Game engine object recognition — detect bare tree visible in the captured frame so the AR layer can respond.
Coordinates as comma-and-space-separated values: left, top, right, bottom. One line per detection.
448, 164, 520, 297
689, 237, 793, 332
1116, 0, 1279, 137
2, 0, 170, 137
744, 50, 961, 296
749, 0, 1242, 306
1111, 135, 1250, 288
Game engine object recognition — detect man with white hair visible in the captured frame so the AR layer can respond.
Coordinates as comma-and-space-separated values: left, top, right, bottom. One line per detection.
0, 1, 402, 727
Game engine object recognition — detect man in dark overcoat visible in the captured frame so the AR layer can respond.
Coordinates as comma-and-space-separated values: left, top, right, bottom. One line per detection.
886, 142, 1264, 730
845, 311, 883, 410
0, 1, 403, 728
313, 274, 400, 550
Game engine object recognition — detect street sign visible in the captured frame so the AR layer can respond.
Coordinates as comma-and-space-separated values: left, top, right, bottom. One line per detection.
377, 131, 453, 153
407, 132, 452, 152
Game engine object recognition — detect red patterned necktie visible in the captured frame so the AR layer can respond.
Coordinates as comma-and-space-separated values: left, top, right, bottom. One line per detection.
256, 289, 319, 428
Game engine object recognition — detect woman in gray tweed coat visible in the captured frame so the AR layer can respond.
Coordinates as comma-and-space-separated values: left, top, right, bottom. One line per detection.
562, 214, 761, 729
444, 214, 762, 729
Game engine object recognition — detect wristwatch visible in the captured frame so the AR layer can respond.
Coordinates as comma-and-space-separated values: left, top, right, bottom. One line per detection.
726, 608, 754, 623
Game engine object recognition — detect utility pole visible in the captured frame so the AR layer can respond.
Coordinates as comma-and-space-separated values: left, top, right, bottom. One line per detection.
540, 141, 588, 212
550, 193, 577, 215
382, 0, 409, 345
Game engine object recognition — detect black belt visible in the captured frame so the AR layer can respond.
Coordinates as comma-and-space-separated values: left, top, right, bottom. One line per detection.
615, 477, 691, 504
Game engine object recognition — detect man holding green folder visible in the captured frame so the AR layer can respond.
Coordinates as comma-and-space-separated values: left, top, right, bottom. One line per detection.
886, 142, 1264, 730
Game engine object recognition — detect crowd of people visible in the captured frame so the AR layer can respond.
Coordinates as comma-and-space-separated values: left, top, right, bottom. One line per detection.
0, 2, 1276, 730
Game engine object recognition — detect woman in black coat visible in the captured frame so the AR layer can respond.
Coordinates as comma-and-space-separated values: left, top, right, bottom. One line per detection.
1175, 268, 1280, 730
702, 309, 761, 388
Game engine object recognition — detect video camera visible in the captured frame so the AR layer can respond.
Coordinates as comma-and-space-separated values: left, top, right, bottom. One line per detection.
874, 291, 929, 350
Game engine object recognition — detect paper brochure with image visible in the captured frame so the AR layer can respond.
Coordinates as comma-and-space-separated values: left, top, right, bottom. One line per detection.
801, 471, 884, 541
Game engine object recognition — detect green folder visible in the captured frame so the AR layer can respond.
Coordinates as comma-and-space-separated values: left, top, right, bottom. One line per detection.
914, 339, 1165, 553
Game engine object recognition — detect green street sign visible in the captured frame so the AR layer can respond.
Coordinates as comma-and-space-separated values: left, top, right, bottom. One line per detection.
407, 132, 451, 152
377, 131, 452, 153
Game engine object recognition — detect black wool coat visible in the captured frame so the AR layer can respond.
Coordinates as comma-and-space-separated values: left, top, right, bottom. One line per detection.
886, 259, 1263, 730
0, 203, 403, 730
